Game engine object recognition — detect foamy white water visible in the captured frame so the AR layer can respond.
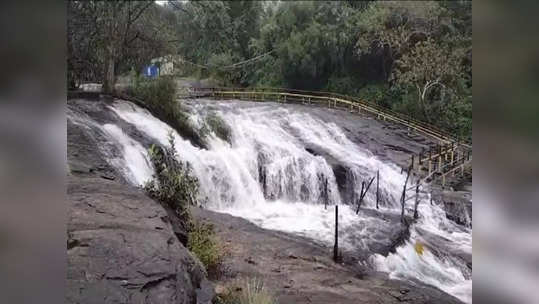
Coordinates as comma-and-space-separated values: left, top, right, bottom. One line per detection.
67, 107, 153, 186
71, 98, 472, 303
101, 124, 153, 186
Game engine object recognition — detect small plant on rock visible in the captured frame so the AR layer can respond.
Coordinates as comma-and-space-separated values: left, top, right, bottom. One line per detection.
144, 132, 199, 227
187, 220, 225, 280
216, 279, 275, 304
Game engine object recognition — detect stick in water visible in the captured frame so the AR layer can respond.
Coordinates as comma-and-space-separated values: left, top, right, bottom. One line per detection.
333, 205, 339, 262
401, 164, 412, 223
376, 170, 380, 209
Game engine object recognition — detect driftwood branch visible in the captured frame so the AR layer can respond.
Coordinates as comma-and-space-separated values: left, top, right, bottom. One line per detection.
356, 175, 376, 214
400, 164, 413, 223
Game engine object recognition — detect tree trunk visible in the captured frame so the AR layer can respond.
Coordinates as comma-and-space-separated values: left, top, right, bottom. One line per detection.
103, 55, 115, 94
419, 93, 431, 123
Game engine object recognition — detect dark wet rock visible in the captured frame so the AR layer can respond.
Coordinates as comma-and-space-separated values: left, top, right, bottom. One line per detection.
191, 207, 463, 304
305, 147, 319, 156
302, 143, 357, 204
341, 208, 412, 262
332, 163, 354, 202
441, 190, 472, 228
67, 174, 212, 304
195, 279, 215, 304
384, 144, 414, 154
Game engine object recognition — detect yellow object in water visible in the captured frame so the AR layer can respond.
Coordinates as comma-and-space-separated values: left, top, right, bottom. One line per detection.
415, 242, 424, 256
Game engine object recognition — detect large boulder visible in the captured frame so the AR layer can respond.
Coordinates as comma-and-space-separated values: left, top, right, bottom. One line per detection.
67, 175, 213, 304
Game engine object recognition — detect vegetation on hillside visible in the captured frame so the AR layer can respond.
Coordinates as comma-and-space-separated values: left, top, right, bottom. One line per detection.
68, 1, 472, 141
170, 1, 472, 141
127, 77, 206, 147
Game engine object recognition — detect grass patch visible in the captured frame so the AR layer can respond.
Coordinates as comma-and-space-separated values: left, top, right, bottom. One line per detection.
216, 279, 275, 304
187, 220, 225, 280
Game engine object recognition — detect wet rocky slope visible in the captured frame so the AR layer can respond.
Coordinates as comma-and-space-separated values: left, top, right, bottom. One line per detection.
67, 95, 470, 303
67, 110, 214, 303
192, 207, 462, 304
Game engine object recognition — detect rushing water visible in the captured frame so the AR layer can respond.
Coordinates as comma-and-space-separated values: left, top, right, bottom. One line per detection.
67, 98, 472, 303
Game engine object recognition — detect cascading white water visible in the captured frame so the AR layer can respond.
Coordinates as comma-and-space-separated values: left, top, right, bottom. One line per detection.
67, 107, 153, 186
71, 98, 471, 303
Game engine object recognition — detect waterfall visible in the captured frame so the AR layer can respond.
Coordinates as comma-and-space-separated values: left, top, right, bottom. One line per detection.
68, 98, 472, 303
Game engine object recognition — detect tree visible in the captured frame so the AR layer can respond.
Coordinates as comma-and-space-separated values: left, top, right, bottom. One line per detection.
250, 1, 358, 89
169, 1, 234, 64
354, 1, 443, 81
67, 1, 103, 88
393, 38, 464, 122
97, 1, 153, 93
68, 0, 471, 140
68, 1, 174, 92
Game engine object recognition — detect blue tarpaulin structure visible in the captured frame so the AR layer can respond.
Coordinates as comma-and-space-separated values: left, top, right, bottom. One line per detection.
143, 64, 159, 78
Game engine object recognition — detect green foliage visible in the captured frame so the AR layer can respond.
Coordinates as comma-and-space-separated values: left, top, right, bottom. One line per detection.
169, 0, 471, 140
392, 37, 470, 138
173, 1, 263, 72
187, 221, 224, 279
144, 133, 199, 227
250, 1, 358, 90
207, 52, 244, 86
324, 76, 360, 96
206, 113, 232, 143
357, 84, 392, 107
216, 279, 275, 304
129, 77, 177, 111
128, 77, 207, 148
67, 1, 177, 90
145, 134, 229, 278
70, 0, 471, 141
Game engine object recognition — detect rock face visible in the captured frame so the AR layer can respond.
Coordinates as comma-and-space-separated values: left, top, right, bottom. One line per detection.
441, 190, 472, 228
192, 207, 464, 304
67, 106, 213, 304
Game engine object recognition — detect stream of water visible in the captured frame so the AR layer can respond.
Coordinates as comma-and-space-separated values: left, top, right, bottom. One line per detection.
68, 98, 472, 303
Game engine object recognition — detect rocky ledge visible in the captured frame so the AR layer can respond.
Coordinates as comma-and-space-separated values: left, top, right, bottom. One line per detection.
67, 113, 213, 304
192, 207, 463, 304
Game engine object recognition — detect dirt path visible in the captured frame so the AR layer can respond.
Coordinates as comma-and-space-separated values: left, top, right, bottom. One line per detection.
192, 207, 463, 304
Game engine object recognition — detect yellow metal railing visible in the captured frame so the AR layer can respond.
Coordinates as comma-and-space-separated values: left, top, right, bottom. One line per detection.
193, 87, 467, 145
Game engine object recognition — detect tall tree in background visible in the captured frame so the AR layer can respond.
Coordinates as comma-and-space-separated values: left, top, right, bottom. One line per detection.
96, 1, 154, 93
68, 1, 175, 92
68, 0, 471, 141
393, 38, 464, 122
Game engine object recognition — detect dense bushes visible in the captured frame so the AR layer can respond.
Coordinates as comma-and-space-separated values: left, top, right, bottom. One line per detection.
144, 133, 199, 229
173, 1, 472, 141
145, 134, 228, 278
128, 77, 207, 148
